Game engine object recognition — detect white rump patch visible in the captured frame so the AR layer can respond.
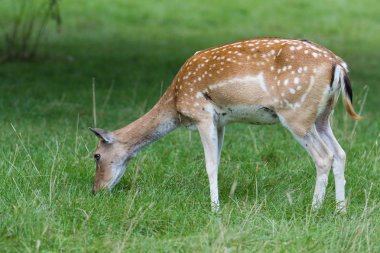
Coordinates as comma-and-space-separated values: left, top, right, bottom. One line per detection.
331, 64, 345, 93
341, 62, 348, 72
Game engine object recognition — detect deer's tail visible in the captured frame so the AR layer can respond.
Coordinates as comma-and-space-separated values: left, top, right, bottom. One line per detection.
332, 63, 362, 121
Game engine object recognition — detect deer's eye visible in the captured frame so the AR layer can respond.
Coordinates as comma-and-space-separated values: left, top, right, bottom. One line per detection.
94, 154, 101, 161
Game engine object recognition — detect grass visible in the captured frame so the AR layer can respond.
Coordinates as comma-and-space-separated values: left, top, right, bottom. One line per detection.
0, 0, 379, 252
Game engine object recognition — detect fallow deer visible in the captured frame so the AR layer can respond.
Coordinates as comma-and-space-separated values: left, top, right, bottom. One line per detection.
90, 38, 361, 213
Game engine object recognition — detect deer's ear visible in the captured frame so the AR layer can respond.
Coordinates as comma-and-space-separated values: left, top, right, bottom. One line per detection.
89, 127, 115, 144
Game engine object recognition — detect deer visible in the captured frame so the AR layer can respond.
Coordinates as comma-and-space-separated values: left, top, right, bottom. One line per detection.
90, 38, 361, 213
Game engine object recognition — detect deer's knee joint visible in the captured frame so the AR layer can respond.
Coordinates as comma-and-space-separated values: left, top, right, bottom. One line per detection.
316, 153, 333, 173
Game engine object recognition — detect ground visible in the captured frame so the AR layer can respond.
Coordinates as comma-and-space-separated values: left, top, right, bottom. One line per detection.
0, 0, 379, 252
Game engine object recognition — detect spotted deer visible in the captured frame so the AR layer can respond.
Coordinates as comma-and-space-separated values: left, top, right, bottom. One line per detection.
90, 38, 361, 213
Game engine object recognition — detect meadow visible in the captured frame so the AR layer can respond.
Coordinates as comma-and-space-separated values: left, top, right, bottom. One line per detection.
0, 0, 379, 252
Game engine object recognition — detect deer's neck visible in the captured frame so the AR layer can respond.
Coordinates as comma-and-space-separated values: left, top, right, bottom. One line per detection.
115, 92, 178, 155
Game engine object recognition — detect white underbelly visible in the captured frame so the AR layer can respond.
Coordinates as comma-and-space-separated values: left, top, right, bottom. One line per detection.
218, 105, 279, 126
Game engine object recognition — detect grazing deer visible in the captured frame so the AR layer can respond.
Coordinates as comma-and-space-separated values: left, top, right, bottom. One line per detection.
90, 38, 361, 213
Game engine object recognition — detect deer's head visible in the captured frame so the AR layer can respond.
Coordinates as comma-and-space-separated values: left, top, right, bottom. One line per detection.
89, 128, 131, 193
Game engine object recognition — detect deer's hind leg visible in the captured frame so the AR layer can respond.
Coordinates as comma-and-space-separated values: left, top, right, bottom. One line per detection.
315, 100, 347, 213
278, 111, 334, 210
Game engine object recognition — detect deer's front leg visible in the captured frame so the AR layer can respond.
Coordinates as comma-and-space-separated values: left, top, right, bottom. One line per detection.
197, 120, 220, 212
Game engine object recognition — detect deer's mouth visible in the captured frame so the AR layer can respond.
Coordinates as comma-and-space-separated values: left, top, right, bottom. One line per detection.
107, 161, 128, 190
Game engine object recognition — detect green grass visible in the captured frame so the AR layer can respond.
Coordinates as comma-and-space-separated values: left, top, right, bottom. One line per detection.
0, 0, 379, 252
